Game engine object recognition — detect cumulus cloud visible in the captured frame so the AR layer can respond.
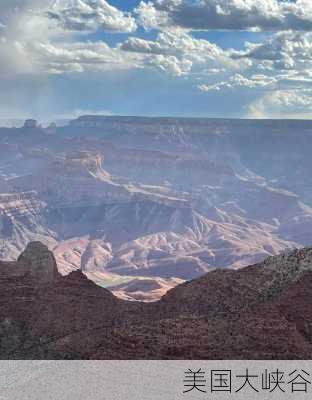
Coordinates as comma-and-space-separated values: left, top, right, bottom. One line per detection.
147, 54, 192, 75
135, 1, 171, 30
238, 31, 312, 69
199, 73, 276, 91
247, 90, 312, 118
121, 31, 222, 60
47, 0, 137, 33
0, 0, 311, 119
120, 30, 248, 76
231, 31, 312, 93
136, 0, 312, 32
0, 0, 141, 77
195, 28, 312, 117
192, 30, 312, 119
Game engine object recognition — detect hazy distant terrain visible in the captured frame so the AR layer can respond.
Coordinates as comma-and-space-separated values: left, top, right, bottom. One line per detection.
1, 116, 312, 301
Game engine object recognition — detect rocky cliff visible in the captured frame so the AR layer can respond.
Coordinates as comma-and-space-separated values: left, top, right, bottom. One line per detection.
2, 242, 312, 359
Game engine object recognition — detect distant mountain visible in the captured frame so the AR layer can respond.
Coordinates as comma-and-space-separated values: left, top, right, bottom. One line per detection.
0, 119, 25, 128
1, 242, 312, 359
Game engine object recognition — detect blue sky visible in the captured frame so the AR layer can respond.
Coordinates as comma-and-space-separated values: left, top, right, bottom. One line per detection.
0, 0, 311, 121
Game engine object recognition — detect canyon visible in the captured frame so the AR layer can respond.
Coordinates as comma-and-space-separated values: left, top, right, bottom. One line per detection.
1, 117, 312, 301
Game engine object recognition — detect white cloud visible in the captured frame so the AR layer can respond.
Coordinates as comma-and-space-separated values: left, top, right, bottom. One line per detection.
247, 90, 312, 118
47, 0, 137, 33
198, 82, 224, 91
233, 31, 312, 90
0, 1, 141, 76
120, 30, 247, 76
199, 73, 276, 91
239, 31, 312, 67
195, 29, 312, 117
135, 1, 170, 30
121, 31, 223, 60
148, 54, 192, 75
0, 0, 312, 119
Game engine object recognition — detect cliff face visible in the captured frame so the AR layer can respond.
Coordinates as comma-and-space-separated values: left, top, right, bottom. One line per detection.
0, 193, 53, 260
2, 242, 312, 360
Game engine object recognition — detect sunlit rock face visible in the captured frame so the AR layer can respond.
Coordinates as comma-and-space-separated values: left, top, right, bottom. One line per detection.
0, 117, 312, 300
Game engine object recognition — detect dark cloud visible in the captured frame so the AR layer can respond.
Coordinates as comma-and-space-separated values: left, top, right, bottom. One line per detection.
137, 0, 312, 31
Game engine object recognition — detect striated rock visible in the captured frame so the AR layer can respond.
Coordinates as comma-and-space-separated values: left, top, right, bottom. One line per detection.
3, 116, 312, 302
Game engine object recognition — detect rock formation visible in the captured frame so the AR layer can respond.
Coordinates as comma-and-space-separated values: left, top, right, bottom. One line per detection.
17, 242, 59, 284
23, 119, 39, 129
1, 242, 312, 359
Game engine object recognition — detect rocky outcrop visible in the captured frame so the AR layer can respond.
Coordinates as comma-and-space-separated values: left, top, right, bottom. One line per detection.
17, 242, 59, 284
23, 119, 39, 129
0, 242, 134, 359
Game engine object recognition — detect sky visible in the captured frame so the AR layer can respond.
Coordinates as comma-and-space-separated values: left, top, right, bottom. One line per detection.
0, 0, 311, 121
